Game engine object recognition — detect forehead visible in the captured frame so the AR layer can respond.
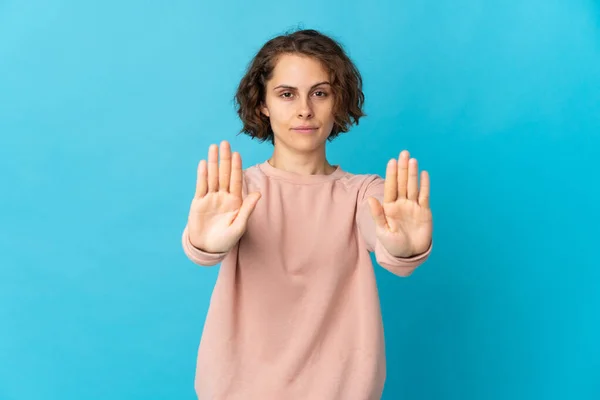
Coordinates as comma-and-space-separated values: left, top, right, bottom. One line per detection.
268, 54, 330, 87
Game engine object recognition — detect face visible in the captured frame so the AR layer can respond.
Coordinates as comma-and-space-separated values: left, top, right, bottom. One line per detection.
260, 53, 336, 152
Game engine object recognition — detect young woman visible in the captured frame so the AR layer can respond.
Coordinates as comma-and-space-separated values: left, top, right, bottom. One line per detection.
182, 29, 433, 400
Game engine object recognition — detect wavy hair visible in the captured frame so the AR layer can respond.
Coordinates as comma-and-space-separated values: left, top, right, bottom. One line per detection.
234, 28, 366, 144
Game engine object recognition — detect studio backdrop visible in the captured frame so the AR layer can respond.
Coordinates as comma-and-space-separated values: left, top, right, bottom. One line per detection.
1, 0, 598, 399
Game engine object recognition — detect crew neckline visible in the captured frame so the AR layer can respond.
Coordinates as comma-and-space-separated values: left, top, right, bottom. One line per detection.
257, 160, 346, 184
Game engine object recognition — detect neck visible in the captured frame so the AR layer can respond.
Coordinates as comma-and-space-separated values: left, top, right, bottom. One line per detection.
268, 150, 336, 176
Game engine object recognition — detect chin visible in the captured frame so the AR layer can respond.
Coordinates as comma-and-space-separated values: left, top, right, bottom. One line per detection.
275, 136, 325, 152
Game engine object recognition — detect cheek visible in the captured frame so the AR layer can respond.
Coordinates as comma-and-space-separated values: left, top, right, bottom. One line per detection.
319, 105, 336, 123
318, 98, 335, 114
269, 105, 293, 122
265, 110, 289, 135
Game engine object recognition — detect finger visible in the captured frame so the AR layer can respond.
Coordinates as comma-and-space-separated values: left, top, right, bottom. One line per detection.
207, 144, 218, 192
230, 151, 243, 198
418, 170, 430, 208
195, 160, 208, 198
407, 158, 419, 201
397, 150, 409, 199
231, 192, 262, 232
219, 141, 232, 192
383, 159, 398, 203
368, 197, 388, 230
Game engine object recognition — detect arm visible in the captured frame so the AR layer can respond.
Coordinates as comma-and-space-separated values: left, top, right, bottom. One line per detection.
181, 141, 258, 267
181, 224, 230, 266
357, 175, 432, 277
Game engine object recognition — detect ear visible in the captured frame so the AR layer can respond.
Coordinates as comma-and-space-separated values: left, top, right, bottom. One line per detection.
260, 103, 270, 117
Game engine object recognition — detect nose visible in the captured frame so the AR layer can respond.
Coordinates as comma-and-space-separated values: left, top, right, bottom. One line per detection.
297, 95, 313, 118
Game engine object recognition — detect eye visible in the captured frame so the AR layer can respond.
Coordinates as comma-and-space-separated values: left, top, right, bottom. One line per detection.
278, 91, 328, 99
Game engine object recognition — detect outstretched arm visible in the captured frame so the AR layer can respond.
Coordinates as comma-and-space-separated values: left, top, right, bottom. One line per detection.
357, 150, 433, 276
182, 140, 260, 266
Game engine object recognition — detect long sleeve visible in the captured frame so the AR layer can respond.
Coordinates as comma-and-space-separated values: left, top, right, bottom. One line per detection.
181, 225, 229, 266
356, 174, 432, 276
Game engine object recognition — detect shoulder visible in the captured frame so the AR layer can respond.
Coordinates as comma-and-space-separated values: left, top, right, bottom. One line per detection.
338, 170, 385, 198
239, 163, 262, 195
242, 163, 262, 178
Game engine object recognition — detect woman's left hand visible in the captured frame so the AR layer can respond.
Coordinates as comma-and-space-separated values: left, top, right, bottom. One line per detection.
368, 150, 433, 258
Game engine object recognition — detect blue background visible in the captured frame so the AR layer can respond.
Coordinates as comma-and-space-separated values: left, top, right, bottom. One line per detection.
1, 0, 599, 399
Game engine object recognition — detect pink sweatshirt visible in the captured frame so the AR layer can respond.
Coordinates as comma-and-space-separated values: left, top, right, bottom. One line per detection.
182, 160, 432, 400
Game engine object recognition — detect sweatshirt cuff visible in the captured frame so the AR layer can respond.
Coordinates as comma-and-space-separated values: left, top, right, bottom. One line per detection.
181, 226, 228, 266
374, 239, 432, 275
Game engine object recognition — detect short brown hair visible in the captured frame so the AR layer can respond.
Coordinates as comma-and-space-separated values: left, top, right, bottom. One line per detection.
234, 28, 366, 144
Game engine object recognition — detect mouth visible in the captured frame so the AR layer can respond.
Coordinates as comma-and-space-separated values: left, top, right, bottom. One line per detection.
292, 127, 319, 134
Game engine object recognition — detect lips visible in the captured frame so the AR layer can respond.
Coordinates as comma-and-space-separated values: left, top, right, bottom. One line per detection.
292, 126, 319, 133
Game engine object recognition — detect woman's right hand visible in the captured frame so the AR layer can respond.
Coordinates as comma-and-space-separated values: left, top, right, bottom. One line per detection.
187, 141, 262, 253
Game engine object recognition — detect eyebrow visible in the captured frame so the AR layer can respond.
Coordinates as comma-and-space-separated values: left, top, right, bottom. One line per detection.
273, 81, 331, 91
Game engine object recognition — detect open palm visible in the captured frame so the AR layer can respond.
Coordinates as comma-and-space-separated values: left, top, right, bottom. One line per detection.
368, 150, 433, 258
188, 141, 261, 253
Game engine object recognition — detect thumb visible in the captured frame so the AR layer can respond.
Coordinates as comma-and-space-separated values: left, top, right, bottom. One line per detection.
231, 192, 262, 230
367, 197, 388, 230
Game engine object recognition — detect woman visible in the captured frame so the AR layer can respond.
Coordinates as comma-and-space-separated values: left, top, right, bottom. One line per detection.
182, 28, 433, 399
